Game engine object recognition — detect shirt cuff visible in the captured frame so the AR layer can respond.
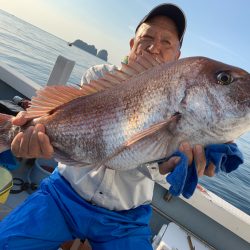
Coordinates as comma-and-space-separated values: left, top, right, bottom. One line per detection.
138, 163, 167, 184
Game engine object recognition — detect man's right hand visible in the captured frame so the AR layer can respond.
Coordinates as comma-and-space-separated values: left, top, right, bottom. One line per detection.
11, 111, 54, 159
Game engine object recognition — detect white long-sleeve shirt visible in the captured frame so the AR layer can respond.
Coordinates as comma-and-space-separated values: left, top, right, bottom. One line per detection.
58, 64, 167, 211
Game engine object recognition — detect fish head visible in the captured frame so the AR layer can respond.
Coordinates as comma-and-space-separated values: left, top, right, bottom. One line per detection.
179, 57, 250, 141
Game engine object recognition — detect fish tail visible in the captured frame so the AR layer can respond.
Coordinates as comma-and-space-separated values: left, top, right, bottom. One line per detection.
0, 113, 14, 153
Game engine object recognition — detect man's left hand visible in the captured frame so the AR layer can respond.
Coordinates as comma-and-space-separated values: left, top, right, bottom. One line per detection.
159, 141, 215, 177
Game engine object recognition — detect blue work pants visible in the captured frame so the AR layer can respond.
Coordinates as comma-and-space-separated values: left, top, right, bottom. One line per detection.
0, 171, 152, 250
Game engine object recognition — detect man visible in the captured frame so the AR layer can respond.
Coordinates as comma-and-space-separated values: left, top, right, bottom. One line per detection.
0, 3, 215, 250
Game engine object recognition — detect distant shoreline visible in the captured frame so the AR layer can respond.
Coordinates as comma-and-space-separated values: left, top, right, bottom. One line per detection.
68, 39, 108, 61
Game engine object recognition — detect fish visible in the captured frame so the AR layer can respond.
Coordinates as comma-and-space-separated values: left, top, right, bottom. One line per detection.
0, 55, 250, 170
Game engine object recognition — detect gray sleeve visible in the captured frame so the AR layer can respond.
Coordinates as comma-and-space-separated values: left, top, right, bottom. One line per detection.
81, 64, 118, 84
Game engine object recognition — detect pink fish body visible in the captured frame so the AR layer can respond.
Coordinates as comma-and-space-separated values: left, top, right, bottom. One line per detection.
1, 56, 250, 170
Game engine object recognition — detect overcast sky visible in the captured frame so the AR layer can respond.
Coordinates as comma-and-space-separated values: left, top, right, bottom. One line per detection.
0, 0, 249, 68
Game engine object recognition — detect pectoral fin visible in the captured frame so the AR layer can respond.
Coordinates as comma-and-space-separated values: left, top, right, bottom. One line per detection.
99, 113, 181, 170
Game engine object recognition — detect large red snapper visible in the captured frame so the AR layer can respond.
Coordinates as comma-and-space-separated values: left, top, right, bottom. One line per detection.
0, 55, 250, 170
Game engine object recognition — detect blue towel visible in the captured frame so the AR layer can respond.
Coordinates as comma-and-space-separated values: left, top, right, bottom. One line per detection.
166, 151, 189, 196
165, 143, 243, 199
204, 143, 243, 173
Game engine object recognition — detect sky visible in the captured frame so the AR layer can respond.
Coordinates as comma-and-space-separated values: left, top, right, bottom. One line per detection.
0, 0, 249, 69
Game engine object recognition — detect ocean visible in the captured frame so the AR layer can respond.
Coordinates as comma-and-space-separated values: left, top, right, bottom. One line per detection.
0, 9, 249, 215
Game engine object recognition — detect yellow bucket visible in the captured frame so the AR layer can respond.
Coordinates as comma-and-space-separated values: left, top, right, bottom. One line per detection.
0, 167, 13, 204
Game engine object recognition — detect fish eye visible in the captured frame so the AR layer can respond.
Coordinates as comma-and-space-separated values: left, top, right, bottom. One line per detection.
217, 72, 234, 85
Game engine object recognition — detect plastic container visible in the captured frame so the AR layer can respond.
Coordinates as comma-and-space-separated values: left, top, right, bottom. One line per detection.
0, 150, 20, 170
0, 167, 13, 204
29, 158, 58, 185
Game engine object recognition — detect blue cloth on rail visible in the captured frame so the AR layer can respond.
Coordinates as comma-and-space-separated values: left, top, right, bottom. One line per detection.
166, 143, 243, 199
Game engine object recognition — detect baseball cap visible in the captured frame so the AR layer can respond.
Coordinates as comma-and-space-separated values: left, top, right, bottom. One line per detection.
135, 3, 186, 46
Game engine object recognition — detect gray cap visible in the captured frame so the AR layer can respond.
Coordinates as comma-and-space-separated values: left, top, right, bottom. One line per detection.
135, 3, 186, 46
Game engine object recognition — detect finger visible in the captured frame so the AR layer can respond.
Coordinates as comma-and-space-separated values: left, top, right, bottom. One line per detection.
11, 111, 28, 126
28, 124, 45, 158
154, 55, 165, 64
193, 144, 206, 177
179, 141, 193, 165
18, 126, 35, 158
159, 156, 180, 175
11, 132, 24, 157
38, 132, 54, 159
204, 162, 216, 177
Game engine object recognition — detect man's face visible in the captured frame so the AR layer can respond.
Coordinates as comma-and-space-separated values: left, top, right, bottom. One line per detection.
128, 16, 181, 63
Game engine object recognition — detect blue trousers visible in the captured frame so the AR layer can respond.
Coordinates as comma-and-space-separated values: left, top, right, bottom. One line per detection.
0, 171, 152, 250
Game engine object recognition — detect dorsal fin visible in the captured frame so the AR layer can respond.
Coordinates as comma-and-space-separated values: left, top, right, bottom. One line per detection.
26, 86, 85, 118
25, 52, 162, 119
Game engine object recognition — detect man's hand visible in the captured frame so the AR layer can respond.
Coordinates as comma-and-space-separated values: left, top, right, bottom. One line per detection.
159, 141, 215, 177
11, 111, 54, 159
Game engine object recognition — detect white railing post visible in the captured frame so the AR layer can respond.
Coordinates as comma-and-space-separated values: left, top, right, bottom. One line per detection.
47, 55, 75, 86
